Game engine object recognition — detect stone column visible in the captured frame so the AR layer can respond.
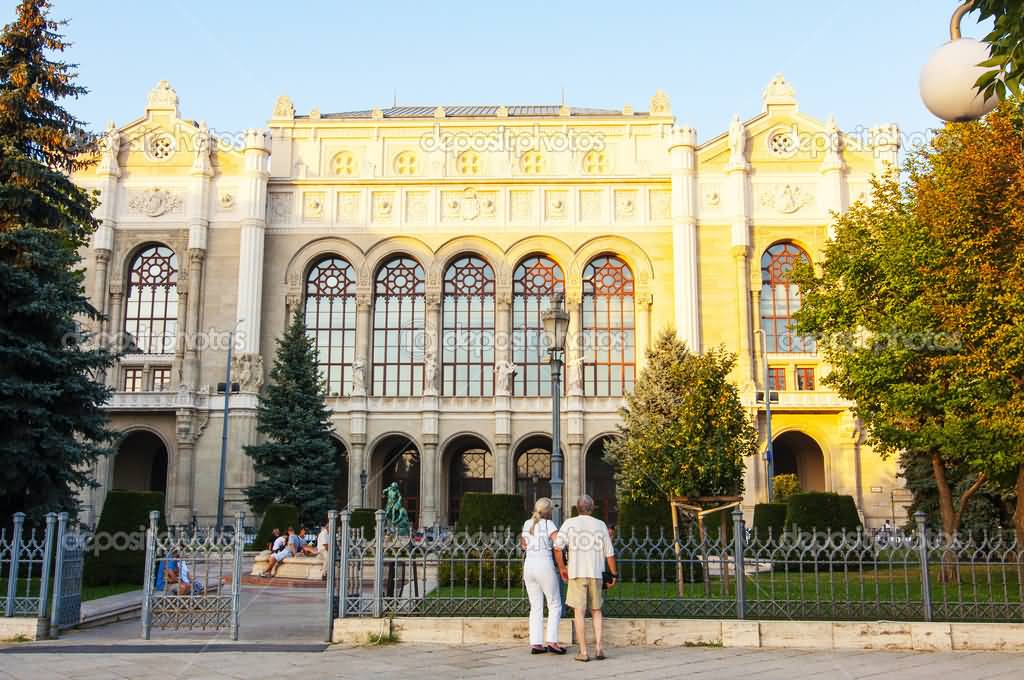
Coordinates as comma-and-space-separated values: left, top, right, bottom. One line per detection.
420, 443, 438, 528
821, 115, 847, 241
348, 443, 366, 508
235, 129, 271, 356
92, 250, 111, 317
182, 249, 205, 389
566, 443, 583, 508
106, 283, 124, 389
493, 443, 511, 494
733, 246, 754, 388
634, 288, 652, 375
669, 126, 700, 352
424, 292, 442, 395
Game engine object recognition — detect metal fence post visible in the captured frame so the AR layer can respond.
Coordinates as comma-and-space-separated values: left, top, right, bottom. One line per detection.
733, 510, 746, 620
915, 511, 932, 622
140, 510, 159, 640
37, 513, 57, 621
4, 513, 25, 617
325, 510, 338, 641
231, 512, 244, 641
373, 510, 385, 618
339, 510, 351, 619
49, 512, 68, 636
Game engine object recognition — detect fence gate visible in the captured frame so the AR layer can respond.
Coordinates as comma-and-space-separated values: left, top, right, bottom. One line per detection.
141, 511, 243, 640
50, 513, 86, 631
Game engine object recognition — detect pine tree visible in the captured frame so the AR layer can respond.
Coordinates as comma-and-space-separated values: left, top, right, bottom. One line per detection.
605, 331, 757, 504
245, 309, 339, 526
0, 0, 115, 524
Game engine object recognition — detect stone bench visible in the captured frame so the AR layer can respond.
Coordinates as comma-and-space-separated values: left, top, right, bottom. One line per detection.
250, 550, 326, 580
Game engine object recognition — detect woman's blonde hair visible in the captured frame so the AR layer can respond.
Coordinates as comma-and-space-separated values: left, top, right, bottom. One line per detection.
529, 497, 553, 535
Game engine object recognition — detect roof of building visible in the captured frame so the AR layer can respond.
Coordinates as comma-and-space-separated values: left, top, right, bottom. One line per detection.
304, 105, 650, 119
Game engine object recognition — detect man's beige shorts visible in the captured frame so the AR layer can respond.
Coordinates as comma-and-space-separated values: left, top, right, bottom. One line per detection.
565, 577, 603, 611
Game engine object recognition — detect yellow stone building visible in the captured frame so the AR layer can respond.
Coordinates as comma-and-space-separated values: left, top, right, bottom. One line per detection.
74, 75, 909, 529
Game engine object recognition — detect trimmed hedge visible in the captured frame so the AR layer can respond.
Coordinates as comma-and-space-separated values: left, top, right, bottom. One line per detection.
456, 493, 525, 533
84, 491, 165, 586
784, 492, 862, 533
253, 503, 299, 550
616, 497, 673, 539
752, 503, 788, 540
349, 508, 377, 540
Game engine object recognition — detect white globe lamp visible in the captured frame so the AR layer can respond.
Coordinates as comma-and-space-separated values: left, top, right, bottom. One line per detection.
919, 2, 1000, 122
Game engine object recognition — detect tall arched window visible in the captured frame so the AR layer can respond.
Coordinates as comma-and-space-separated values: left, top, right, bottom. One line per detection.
760, 242, 814, 353
582, 254, 635, 396
373, 256, 426, 396
124, 245, 178, 355
305, 257, 357, 396
443, 255, 495, 396
512, 255, 564, 396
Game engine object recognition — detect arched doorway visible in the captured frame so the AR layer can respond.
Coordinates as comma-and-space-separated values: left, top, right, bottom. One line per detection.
773, 431, 826, 492
444, 435, 493, 525
332, 438, 349, 510
585, 436, 618, 525
370, 435, 420, 527
514, 435, 553, 513
112, 430, 168, 494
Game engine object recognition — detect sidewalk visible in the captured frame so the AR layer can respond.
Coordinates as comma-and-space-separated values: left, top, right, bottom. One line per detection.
1, 642, 1023, 679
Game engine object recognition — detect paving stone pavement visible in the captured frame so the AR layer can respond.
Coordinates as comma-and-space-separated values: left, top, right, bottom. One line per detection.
1, 642, 1023, 679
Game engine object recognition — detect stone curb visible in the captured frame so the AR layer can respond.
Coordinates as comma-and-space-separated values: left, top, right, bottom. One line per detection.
332, 617, 1024, 652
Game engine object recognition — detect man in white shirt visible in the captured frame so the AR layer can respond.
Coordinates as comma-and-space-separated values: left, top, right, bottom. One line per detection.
554, 495, 617, 662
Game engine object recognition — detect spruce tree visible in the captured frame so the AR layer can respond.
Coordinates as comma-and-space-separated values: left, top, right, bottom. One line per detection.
605, 331, 757, 504
245, 309, 338, 526
0, 0, 115, 524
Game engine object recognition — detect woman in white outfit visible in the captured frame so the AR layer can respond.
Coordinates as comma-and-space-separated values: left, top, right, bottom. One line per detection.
521, 498, 566, 654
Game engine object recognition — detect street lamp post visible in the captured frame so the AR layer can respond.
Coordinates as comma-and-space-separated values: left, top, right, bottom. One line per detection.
920, 1, 998, 122
215, 319, 244, 531
543, 292, 570, 525
359, 469, 368, 508
753, 328, 779, 502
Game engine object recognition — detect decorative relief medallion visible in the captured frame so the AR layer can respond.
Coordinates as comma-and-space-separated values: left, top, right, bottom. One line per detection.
337, 192, 360, 223
406, 191, 429, 222
579, 190, 602, 221
128, 187, 183, 217
614, 190, 637, 220
759, 184, 814, 214
702, 185, 721, 209
303, 192, 325, 220
218, 192, 235, 211
650, 189, 671, 219
545, 190, 567, 220
372, 192, 395, 221
269, 193, 292, 221
442, 188, 496, 221
510, 191, 532, 221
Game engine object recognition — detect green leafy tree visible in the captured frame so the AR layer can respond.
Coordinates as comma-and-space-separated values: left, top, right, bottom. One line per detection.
973, 1, 1024, 100
244, 309, 338, 526
0, 0, 115, 523
605, 331, 757, 507
793, 103, 1024, 555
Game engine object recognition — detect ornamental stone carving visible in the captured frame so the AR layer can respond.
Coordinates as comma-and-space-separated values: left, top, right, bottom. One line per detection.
303, 192, 325, 220
269, 193, 292, 221
728, 114, 747, 168
650, 190, 671, 220
372, 192, 394, 221
351, 357, 367, 396
614, 190, 637, 220
442, 188, 496, 221
218, 192, 235, 210
272, 95, 295, 119
147, 80, 178, 111
97, 120, 121, 176
192, 121, 213, 174
494, 360, 517, 396
423, 355, 439, 396
546, 191, 567, 220
762, 72, 797, 108
759, 184, 814, 214
128, 187, 183, 217
337, 192, 360, 223
232, 353, 264, 392
649, 89, 671, 115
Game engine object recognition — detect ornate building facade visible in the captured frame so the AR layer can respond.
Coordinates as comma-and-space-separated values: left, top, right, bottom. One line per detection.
74, 76, 910, 529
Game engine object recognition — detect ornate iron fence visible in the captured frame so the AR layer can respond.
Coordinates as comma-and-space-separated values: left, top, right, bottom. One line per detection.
2, 512, 58, 621
327, 510, 1024, 632
141, 511, 244, 640
50, 513, 86, 631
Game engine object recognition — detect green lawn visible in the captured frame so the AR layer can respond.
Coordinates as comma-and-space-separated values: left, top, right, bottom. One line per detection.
0, 578, 139, 603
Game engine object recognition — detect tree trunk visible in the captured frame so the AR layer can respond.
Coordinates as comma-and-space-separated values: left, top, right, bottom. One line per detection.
929, 452, 987, 584
1014, 465, 1024, 588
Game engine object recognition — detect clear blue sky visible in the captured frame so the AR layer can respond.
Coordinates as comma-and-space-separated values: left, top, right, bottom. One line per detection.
10, 0, 994, 144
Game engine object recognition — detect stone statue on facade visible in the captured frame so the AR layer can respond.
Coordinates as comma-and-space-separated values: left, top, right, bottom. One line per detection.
351, 358, 367, 396
728, 114, 746, 167
192, 120, 213, 174
232, 353, 264, 392
423, 355, 438, 396
568, 356, 585, 396
494, 360, 517, 396
822, 114, 843, 170
98, 120, 121, 176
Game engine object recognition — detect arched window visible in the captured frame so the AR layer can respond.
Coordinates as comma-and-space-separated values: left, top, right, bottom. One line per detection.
124, 245, 178, 355
443, 256, 495, 396
305, 257, 357, 396
582, 255, 635, 396
447, 440, 493, 524
760, 242, 814, 353
373, 256, 426, 396
512, 255, 565, 396
516, 447, 551, 512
